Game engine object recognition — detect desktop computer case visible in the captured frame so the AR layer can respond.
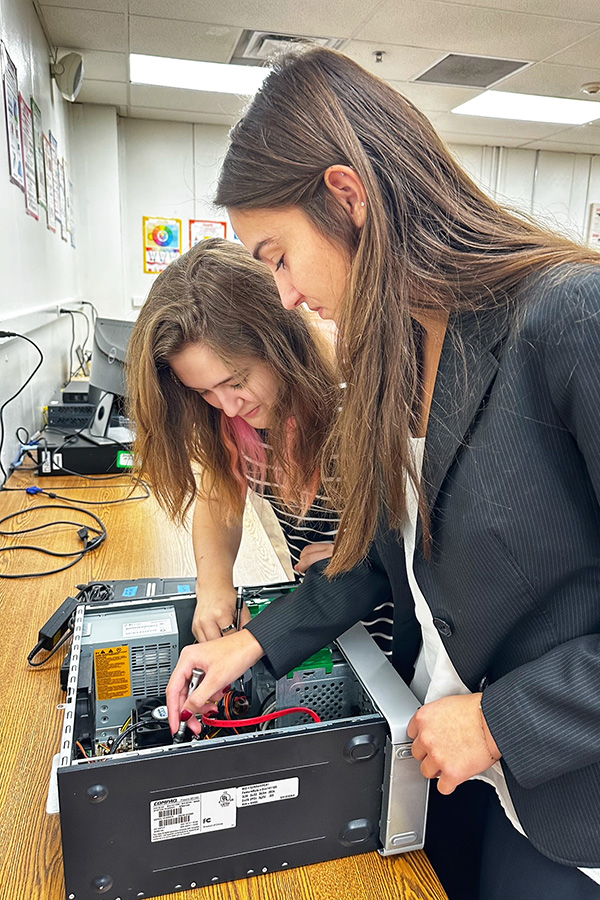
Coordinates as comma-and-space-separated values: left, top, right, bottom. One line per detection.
57, 587, 428, 900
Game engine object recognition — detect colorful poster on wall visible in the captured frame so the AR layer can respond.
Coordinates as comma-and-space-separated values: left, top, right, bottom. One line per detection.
2, 43, 24, 190
30, 97, 46, 209
587, 203, 600, 249
143, 216, 182, 273
42, 133, 56, 232
19, 95, 39, 219
189, 218, 227, 247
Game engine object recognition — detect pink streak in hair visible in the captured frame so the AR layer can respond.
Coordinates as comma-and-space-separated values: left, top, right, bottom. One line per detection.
220, 413, 267, 495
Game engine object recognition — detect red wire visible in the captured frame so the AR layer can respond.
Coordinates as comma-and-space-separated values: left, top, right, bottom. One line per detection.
202, 705, 321, 728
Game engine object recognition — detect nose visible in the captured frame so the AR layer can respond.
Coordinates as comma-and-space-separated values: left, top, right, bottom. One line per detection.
219, 392, 244, 418
274, 269, 303, 310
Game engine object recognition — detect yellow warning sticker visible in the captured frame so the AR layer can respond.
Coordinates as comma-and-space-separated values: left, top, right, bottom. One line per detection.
94, 645, 131, 701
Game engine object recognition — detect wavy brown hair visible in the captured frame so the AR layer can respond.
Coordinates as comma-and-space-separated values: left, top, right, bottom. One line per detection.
127, 238, 339, 524
215, 46, 600, 576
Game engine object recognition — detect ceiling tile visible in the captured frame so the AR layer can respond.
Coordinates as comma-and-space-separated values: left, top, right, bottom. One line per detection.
519, 139, 600, 153
60, 49, 127, 82
360, 1, 598, 62
439, 0, 600, 24
127, 106, 237, 126
41, 8, 127, 52
129, 84, 246, 116
432, 111, 568, 141
499, 62, 600, 99
389, 81, 479, 113
442, 132, 528, 147
130, 16, 241, 62
76, 79, 128, 104
127, 0, 380, 38
545, 30, 600, 68
40, 0, 126, 10
521, 122, 600, 150
343, 41, 445, 81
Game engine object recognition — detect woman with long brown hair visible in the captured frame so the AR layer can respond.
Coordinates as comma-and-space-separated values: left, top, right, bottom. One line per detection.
167, 49, 600, 898
128, 237, 344, 641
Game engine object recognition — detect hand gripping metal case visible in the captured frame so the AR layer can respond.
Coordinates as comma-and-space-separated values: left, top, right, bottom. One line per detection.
57, 589, 428, 900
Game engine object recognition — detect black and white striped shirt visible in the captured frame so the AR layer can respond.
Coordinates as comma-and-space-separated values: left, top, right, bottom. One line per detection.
244, 438, 393, 657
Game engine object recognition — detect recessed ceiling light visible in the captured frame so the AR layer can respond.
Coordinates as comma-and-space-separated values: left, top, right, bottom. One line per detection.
129, 54, 270, 95
452, 90, 600, 125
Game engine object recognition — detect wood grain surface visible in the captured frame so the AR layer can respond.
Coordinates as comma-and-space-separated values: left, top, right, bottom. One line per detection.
0, 471, 447, 900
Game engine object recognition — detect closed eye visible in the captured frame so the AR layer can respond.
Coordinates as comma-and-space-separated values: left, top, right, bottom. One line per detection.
275, 256, 285, 272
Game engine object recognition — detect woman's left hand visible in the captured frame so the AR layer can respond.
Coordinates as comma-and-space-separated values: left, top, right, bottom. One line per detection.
407, 692, 501, 795
294, 542, 335, 575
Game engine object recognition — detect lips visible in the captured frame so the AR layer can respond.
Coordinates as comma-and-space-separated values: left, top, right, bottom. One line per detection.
243, 405, 261, 419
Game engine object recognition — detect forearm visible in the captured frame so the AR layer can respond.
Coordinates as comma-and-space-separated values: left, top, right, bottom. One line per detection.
482, 634, 600, 788
247, 548, 394, 678
192, 494, 244, 640
192, 493, 243, 588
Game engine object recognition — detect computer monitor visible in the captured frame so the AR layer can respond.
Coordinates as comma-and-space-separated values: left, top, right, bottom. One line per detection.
87, 317, 134, 440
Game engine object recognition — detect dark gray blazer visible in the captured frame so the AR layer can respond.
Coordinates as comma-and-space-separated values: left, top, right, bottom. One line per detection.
247, 264, 600, 867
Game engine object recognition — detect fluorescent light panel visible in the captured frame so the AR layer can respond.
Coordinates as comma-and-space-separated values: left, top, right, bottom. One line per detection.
452, 90, 600, 125
130, 54, 270, 95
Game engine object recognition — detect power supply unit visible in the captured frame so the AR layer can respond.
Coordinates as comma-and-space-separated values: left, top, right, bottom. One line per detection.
56, 581, 428, 900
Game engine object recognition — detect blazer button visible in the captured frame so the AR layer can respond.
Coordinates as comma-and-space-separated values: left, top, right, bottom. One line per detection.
432, 617, 453, 637
478, 675, 489, 691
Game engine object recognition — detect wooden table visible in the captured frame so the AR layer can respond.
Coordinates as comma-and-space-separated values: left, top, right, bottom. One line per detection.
0, 471, 447, 900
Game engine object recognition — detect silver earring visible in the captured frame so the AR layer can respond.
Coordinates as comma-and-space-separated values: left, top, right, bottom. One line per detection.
360, 201, 365, 207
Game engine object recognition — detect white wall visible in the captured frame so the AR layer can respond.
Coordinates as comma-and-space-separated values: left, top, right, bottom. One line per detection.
452, 143, 599, 241
69, 104, 124, 318
0, 0, 87, 479
118, 119, 231, 313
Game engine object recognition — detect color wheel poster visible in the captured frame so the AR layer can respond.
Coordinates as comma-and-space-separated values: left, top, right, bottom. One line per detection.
143, 216, 182, 273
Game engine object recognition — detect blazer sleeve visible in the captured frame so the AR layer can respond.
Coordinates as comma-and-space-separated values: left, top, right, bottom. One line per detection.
482, 267, 600, 788
245, 543, 393, 678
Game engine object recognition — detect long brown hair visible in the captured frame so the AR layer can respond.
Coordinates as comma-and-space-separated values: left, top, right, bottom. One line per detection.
127, 238, 339, 524
216, 46, 600, 575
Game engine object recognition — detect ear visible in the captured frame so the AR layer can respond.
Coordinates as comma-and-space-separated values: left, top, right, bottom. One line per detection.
323, 165, 367, 228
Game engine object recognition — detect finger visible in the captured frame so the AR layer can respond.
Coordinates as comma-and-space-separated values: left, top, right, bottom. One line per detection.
407, 714, 419, 741
420, 756, 443, 780
436, 773, 459, 795
166, 670, 192, 733
295, 547, 333, 575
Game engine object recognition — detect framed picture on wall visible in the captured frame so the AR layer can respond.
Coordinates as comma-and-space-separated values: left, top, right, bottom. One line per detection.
189, 218, 227, 247
587, 203, 600, 249
49, 130, 60, 224
1, 43, 25, 190
43, 133, 56, 232
30, 97, 46, 210
143, 216, 182, 273
19, 94, 39, 220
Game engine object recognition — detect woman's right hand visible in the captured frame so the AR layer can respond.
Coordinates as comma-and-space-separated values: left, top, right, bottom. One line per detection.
192, 586, 251, 642
166, 629, 265, 737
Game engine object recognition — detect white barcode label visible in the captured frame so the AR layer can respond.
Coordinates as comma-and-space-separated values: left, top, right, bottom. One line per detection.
150, 790, 236, 842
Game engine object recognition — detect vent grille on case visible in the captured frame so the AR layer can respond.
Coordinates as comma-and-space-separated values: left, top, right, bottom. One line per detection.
131, 642, 172, 696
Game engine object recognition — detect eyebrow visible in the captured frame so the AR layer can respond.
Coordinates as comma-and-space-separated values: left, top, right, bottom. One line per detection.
187, 372, 238, 393
252, 238, 275, 261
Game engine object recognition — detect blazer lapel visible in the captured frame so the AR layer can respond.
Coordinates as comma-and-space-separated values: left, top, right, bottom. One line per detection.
416, 307, 510, 543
